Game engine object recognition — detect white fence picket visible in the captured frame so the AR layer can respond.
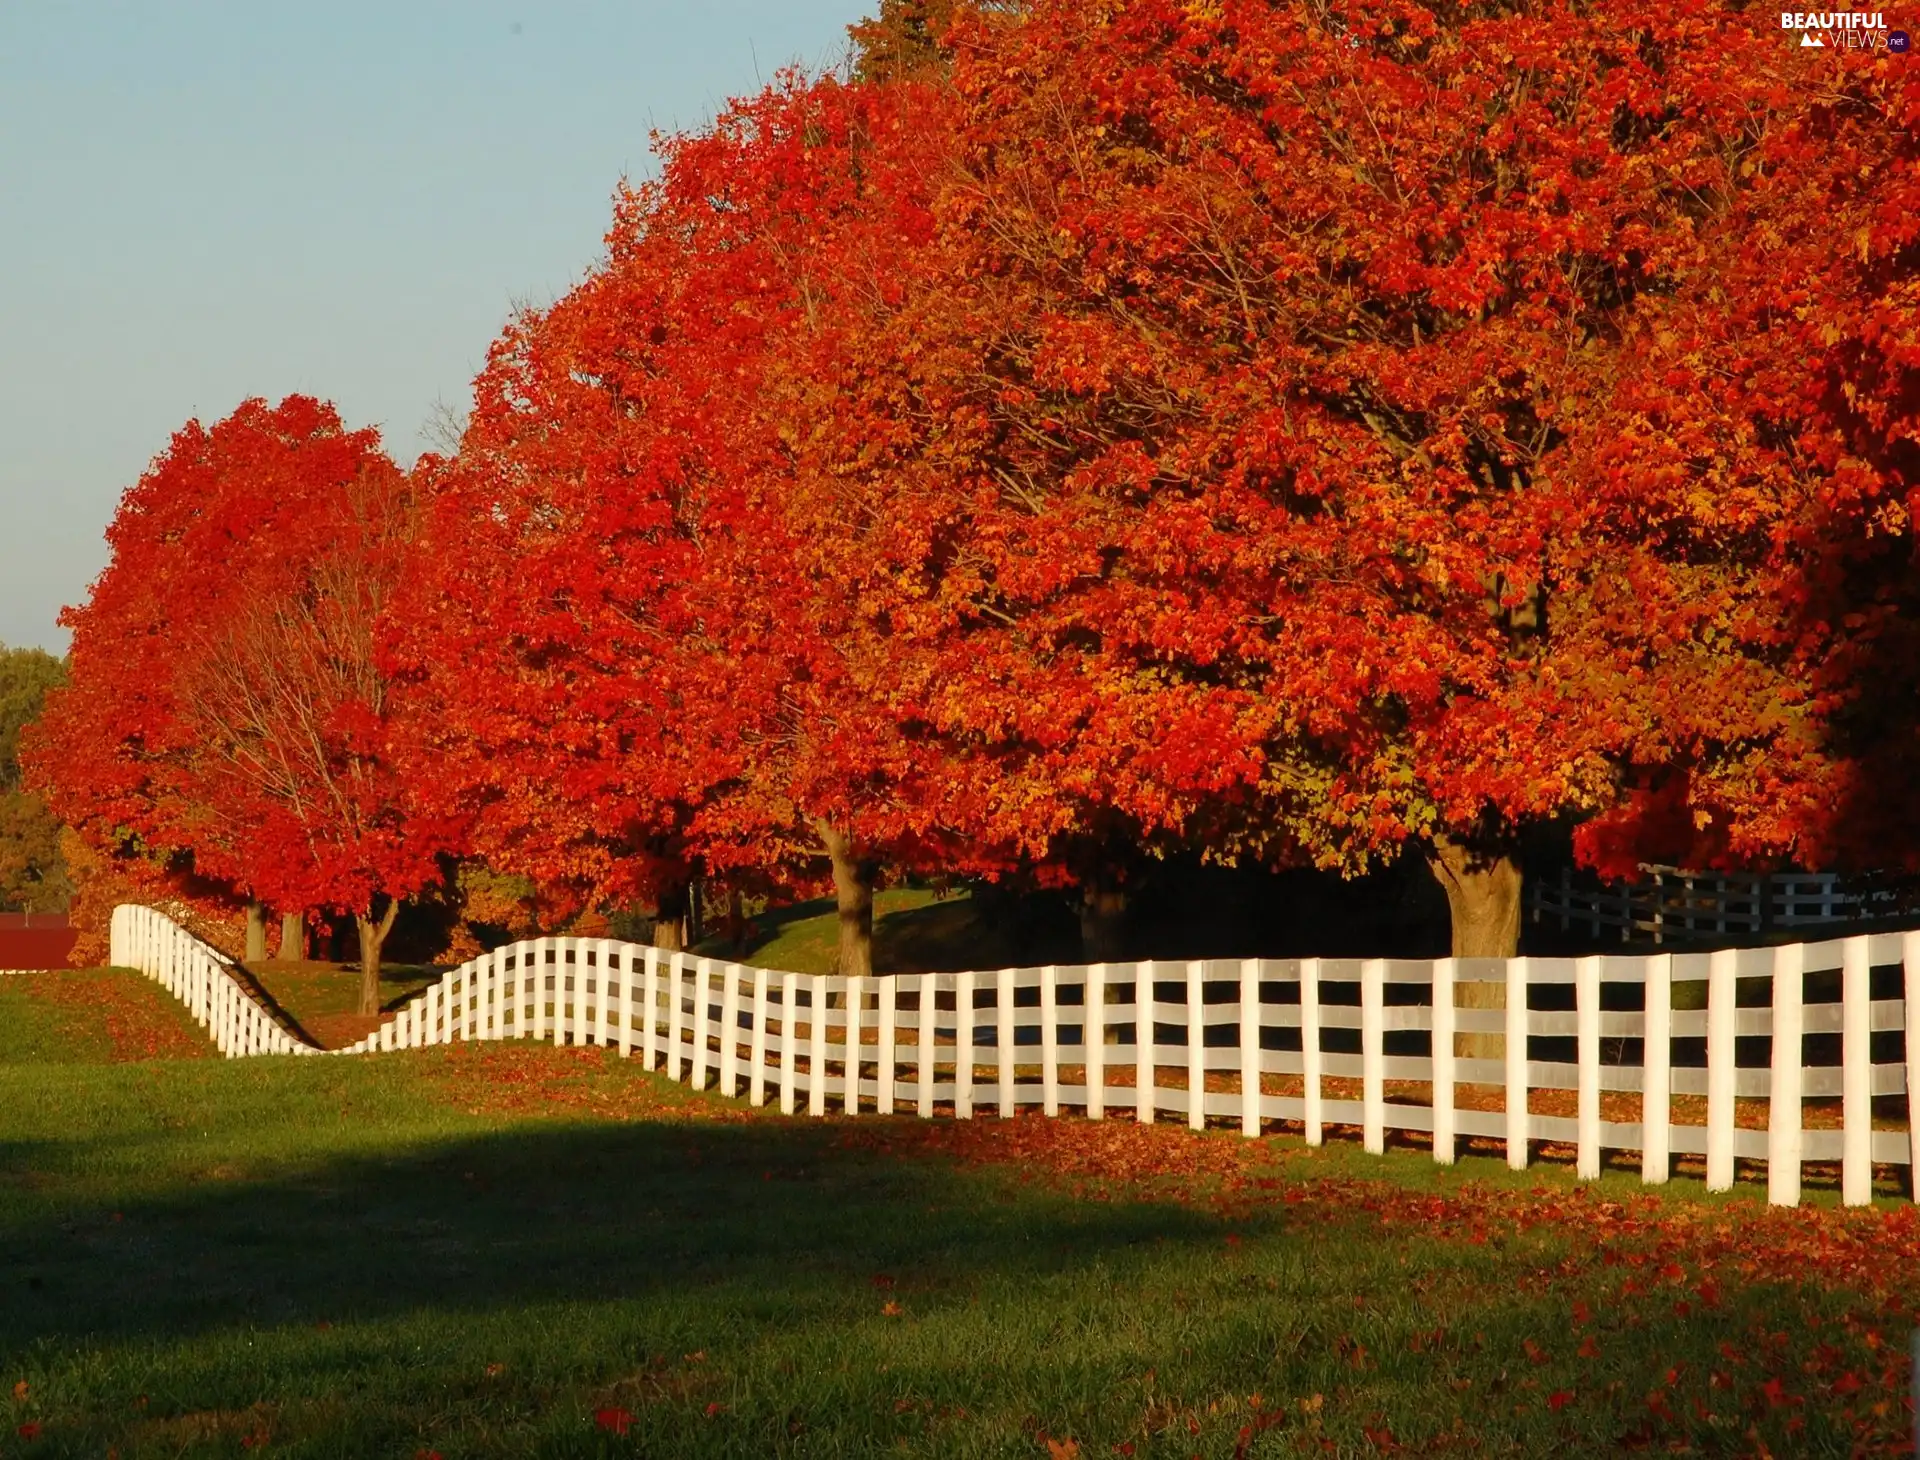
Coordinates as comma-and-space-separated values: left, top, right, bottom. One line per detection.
1041, 964, 1060, 1118
1432, 956, 1456, 1166
722, 962, 743, 1096
808, 974, 828, 1117
750, 967, 769, 1105
1769, 941, 1805, 1207
1239, 958, 1260, 1139
1706, 946, 1736, 1191
1361, 957, 1385, 1156
1575, 954, 1600, 1181
917, 972, 936, 1117
1182, 960, 1202, 1132
997, 966, 1016, 1119
955, 970, 975, 1119
1843, 936, 1872, 1206
1643, 953, 1672, 1185
878, 974, 897, 1116
1301, 957, 1322, 1147
846, 973, 865, 1115
1138, 960, 1155, 1127
779, 970, 798, 1115
1086, 963, 1106, 1120
690, 959, 712, 1092
1506, 957, 1528, 1171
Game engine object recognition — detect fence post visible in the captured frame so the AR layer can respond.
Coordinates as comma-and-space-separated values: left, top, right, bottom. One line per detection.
917, 972, 937, 1117
1642, 953, 1671, 1185
718, 962, 740, 1095
590, 941, 608, 1045
1768, 941, 1805, 1207
667, 953, 687, 1082
1041, 964, 1060, 1118
956, 970, 975, 1119
1504, 956, 1530, 1170
1843, 935, 1872, 1207
572, 942, 591, 1047
1432, 957, 1456, 1165
1362, 957, 1385, 1156
997, 967, 1016, 1118
1302, 958, 1323, 1147
1137, 960, 1156, 1126
750, 966, 769, 1105
690, 959, 713, 1092
1576, 954, 1602, 1181
618, 947, 634, 1058
1706, 946, 1736, 1191
508, 945, 523, 1041
1187, 960, 1207, 1133
640, 947, 660, 1069
878, 974, 897, 1116
808, 975, 828, 1117
1905, 930, 1920, 1198
1086, 963, 1107, 1119
1239, 958, 1260, 1139
845, 974, 865, 1115
780, 970, 799, 1115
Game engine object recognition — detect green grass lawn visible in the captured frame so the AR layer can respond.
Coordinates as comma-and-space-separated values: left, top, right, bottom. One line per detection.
235, 963, 444, 1050
1, 971, 1913, 1457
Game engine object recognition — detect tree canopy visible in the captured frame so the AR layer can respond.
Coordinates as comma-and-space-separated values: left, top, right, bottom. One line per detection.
31, 1, 1920, 967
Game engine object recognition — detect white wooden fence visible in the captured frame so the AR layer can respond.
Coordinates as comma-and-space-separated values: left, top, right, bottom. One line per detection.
110, 903, 1920, 1209
110, 905, 314, 1057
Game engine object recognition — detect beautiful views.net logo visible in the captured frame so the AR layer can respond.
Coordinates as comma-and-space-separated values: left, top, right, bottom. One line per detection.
1780, 11, 1911, 50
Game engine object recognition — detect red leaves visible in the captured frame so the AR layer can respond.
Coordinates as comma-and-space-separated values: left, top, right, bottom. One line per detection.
594, 1407, 634, 1435
30, 397, 453, 985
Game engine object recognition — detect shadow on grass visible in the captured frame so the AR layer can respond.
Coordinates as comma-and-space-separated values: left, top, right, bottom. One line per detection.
0, 1097, 1895, 1455
0, 1116, 1218, 1357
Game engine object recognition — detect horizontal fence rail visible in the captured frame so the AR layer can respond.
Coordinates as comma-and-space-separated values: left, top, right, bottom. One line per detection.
110, 904, 1920, 1209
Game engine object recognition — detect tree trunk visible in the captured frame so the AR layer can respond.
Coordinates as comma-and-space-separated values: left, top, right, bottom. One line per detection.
245, 900, 267, 963
354, 899, 400, 1017
1427, 834, 1523, 1060
652, 881, 689, 951
725, 888, 747, 953
276, 910, 304, 962
816, 820, 874, 979
1079, 884, 1128, 964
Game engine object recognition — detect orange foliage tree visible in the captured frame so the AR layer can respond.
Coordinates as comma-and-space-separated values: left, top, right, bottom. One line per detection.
28, 398, 460, 1009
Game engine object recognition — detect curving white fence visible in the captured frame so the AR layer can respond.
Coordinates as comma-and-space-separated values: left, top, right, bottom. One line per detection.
111, 904, 315, 1057
111, 903, 1920, 1209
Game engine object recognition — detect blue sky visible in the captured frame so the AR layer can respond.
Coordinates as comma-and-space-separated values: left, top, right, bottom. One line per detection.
0, 1, 873, 653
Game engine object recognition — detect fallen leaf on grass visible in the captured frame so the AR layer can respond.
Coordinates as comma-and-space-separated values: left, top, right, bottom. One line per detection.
595, 1407, 635, 1435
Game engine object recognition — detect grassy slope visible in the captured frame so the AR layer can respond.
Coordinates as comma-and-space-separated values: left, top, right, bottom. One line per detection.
1, 975, 1914, 1455
697, 888, 1072, 978
235, 962, 443, 1049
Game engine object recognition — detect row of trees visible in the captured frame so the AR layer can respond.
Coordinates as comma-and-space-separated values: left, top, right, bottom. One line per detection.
0, 644, 70, 913
28, 0, 1920, 1012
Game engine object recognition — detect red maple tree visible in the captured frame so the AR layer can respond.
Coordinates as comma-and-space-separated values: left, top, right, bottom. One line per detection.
28, 397, 455, 1010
